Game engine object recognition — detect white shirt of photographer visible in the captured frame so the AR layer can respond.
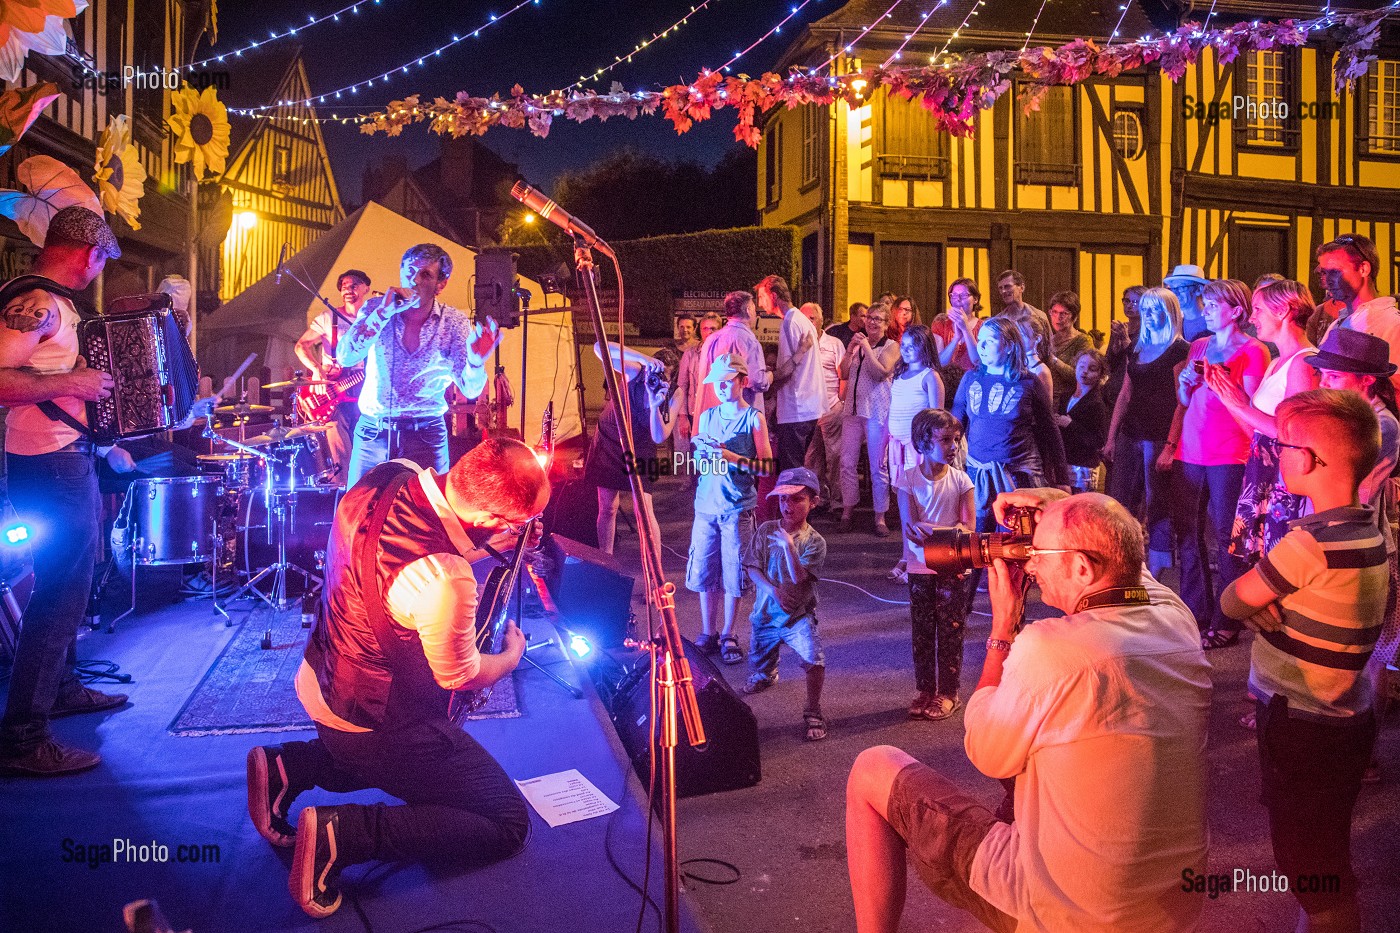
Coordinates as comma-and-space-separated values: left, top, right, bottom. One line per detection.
963, 571, 1212, 932
776, 305, 825, 423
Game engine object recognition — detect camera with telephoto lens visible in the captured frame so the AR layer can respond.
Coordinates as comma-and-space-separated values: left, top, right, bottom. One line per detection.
919, 505, 1039, 574
645, 365, 669, 396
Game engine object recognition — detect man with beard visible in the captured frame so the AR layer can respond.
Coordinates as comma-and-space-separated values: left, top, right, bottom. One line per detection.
1316, 234, 1400, 394
295, 269, 373, 485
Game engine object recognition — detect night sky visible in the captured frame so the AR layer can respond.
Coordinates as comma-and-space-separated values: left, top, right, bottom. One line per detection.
213, 0, 811, 200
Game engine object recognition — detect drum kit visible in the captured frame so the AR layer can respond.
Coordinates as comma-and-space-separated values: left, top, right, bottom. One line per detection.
106, 374, 345, 629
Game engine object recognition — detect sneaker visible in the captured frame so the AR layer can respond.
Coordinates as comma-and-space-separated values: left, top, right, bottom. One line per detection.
51, 685, 129, 719
914, 696, 961, 721
743, 671, 778, 695
247, 746, 297, 848
0, 738, 101, 776
290, 806, 345, 918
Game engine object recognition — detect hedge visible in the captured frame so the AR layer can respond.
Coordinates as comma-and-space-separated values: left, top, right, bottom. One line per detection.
512, 225, 801, 338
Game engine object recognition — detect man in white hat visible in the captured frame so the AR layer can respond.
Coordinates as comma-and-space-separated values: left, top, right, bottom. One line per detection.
1163, 264, 1210, 341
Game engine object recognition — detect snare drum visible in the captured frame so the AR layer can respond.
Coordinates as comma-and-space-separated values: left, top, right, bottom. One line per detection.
238, 487, 342, 575
125, 476, 222, 565
197, 453, 257, 489
259, 439, 333, 492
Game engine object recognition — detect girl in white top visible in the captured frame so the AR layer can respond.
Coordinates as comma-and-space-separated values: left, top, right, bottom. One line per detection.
886, 323, 944, 580
1207, 280, 1318, 563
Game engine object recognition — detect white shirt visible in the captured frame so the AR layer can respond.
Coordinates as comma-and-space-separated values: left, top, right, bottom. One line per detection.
306, 304, 365, 369
899, 463, 973, 573
964, 572, 1212, 932
816, 332, 843, 412
776, 305, 825, 423
4, 291, 85, 455
297, 463, 482, 732
1328, 295, 1400, 393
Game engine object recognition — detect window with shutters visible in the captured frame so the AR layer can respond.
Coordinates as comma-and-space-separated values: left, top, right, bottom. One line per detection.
800, 104, 822, 187
765, 121, 782, 205
272, 145, 292, 191
1015, 84, 1079, 186
1234, 50, 1300, 150
877, 92, 948, 180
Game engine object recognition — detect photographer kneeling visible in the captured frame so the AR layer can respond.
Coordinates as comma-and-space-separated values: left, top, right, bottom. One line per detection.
846, 490, 1213, 932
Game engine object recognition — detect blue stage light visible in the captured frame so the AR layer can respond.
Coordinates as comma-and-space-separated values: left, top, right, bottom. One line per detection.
569, 634, 592, 658
4, 524, 29, 545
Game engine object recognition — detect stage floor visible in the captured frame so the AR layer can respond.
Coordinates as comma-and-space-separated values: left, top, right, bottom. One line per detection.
0, 595, 707, 933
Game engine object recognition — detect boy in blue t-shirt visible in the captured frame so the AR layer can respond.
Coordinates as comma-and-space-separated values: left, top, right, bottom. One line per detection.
743, 467, 829, 741
686, 353, 772, 665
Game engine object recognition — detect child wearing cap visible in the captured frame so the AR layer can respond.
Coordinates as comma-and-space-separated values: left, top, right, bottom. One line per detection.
899, 409, 976, 721
687, 353, 772, 665
742, 466, 829, 741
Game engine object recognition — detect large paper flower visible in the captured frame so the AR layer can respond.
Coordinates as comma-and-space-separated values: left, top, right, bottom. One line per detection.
0, 154, 102, 247
167, 84, 231, 179
93, 114, 146, 230
0, 1, 87, 83
0, 81, 59, 158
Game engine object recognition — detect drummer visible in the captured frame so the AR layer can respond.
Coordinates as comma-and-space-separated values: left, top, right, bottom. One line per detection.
294, 269, 371, 486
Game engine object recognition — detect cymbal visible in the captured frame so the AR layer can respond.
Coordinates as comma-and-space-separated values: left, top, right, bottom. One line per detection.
286, 424, 332, 437
241, 434, 280, 447
264, 377, 329, 389
197, 453, 255, 462
214, 403, 274, 414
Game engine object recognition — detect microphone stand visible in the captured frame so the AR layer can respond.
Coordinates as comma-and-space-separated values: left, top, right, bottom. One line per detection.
572, 233, 703, 933
277, 256, 353, 328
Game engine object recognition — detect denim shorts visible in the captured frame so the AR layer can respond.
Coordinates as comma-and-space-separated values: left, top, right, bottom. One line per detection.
685, 509, 754, 597
750, 612, 823, 675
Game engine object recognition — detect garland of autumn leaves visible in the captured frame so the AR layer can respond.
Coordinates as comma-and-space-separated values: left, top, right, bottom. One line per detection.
358, 5, 1394, 146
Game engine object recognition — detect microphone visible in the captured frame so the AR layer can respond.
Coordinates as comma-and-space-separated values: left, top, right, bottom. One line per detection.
510, 181, 614, 258
274, 243, 288, 285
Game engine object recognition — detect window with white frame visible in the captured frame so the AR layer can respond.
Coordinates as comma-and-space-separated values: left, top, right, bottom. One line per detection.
801, 104, 821, 187
1244, 50, 1290, 146
1367, 60, 1400, 154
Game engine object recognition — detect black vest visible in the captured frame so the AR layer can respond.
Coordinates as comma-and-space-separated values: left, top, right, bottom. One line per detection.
305, 462, 460, 729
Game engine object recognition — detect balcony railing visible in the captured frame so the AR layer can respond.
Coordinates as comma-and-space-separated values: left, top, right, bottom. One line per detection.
877, 153, 950, 181
1015, 161, 1081, 187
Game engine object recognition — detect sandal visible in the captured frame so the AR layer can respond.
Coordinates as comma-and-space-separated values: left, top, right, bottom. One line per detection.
718, 635, 745, 665
1239, 711, 1257, 730
908, 691, 935, 718
693, 633, 719, 655
873, 519, 891, 538
743, 671, 778, 694
1201, 629, 1240, 651
913, 696, 961, 722
802, 710, 828, 742
886, 560, 908, 583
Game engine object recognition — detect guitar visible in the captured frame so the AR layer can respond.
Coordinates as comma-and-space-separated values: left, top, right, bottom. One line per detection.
447, 403, 554, 723
295, 369, 365, 423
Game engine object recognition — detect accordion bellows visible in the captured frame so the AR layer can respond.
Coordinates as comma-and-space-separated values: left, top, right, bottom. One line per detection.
78, 294, 199, 445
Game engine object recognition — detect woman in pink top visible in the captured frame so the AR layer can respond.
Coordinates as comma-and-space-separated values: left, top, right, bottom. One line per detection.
1171, 279, 1271, 649
1170, 277, 1271, 647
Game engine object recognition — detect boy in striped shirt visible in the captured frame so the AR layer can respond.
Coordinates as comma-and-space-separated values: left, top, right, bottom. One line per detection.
1222, 388, 1385, 933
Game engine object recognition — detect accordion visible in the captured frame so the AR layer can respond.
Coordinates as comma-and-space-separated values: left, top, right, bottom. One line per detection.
78, 294, 200, 445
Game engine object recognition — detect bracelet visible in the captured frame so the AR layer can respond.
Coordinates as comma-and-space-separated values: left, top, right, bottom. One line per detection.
986, 637, 1013, 654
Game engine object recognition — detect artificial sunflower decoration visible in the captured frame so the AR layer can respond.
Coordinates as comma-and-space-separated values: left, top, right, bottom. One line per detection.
0, 1, 85, 83
167, 84, 231, 180
93, 114, 146, 230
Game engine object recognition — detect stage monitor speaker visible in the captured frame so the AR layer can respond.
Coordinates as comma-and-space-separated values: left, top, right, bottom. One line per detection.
605, 638, 761, 799
537, 534, 633, 649
473, 248, 521, 329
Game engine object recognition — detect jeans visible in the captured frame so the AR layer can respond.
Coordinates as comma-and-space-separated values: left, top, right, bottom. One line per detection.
347, 416, 449, 487
278, 718, 530, 868
1174, 462, 1247, 633
1, 448, 100, 754
840, 414, 890, 514
775, 419, 817, 473
1107, 436, 1175, 554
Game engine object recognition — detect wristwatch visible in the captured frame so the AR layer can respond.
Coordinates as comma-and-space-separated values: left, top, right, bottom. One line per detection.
986, 637, 1014, 654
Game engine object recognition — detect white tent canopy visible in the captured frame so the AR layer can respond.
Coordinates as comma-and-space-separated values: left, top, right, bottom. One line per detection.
199, 200, 580, 441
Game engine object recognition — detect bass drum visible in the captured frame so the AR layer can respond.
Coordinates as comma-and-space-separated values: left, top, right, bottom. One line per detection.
238, 487, 341, 578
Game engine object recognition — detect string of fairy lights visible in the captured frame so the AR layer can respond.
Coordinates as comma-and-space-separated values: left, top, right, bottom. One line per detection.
226, 0, 547, 115
559, 1, 723, 93
814, 0, 905, 72
882, 1, 947, 67
1021, 0, 1050, 52
932, 0, 986, 63
181, 0, 394, 72
712, 0, 827, 75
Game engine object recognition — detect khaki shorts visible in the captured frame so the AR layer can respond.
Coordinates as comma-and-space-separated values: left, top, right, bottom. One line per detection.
886, 762, 1017, 933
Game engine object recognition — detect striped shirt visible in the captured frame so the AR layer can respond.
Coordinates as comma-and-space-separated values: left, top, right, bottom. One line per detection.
1251, 505, 1389, 719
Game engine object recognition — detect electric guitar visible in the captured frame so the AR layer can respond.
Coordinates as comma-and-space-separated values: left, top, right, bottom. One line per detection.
447, 403, 554, 723
295, 368, 365, 423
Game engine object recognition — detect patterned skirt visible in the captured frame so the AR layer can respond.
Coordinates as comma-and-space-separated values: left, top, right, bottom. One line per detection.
1229, 432, 1310, 565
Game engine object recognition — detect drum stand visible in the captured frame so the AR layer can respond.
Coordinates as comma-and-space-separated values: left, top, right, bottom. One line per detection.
220, 488, 321, 613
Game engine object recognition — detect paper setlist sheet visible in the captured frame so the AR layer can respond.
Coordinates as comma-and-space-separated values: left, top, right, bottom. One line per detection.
516, 769, 620, 827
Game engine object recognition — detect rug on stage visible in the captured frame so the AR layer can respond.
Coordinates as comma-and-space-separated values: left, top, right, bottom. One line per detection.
169, 605, 519, 737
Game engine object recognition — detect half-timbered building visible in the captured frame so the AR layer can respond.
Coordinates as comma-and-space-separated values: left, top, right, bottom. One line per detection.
760, 0, 1400, 334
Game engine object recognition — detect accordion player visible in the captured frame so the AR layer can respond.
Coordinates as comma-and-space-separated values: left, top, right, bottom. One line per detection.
78, 293, 200, 445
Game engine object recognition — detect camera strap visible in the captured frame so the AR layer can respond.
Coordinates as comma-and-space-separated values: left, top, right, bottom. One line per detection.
1075, 585, 1150, 614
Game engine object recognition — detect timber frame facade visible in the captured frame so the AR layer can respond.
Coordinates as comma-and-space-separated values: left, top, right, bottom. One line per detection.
759, 0, 1400, 336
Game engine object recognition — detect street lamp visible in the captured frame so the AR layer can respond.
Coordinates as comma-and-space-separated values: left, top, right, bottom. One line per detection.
236, 210, 257, 230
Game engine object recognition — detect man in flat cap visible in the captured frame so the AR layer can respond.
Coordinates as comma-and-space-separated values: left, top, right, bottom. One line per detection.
0, 206, 132, 777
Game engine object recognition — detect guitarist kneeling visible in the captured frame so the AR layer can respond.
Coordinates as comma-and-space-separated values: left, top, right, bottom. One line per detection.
247, 438, 549, 918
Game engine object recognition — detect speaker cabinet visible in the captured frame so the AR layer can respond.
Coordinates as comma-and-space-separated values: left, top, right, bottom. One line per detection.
605, 638, 761, 799
537, 534, 633, 649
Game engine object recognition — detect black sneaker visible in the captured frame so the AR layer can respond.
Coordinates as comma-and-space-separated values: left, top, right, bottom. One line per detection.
52, 685, 129, 718
247, 746, 296, 848
0, 738, 101, 776
290, 806, 344, 918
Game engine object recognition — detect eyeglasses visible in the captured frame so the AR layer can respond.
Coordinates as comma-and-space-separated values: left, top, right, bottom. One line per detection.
1275, 440, 1327, 467
489, 512, 541, 536
1026, 546, 1100, 562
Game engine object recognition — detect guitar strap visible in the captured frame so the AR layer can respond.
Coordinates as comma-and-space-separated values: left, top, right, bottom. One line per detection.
355, 465, 418, 669
0, 275, 98, 439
